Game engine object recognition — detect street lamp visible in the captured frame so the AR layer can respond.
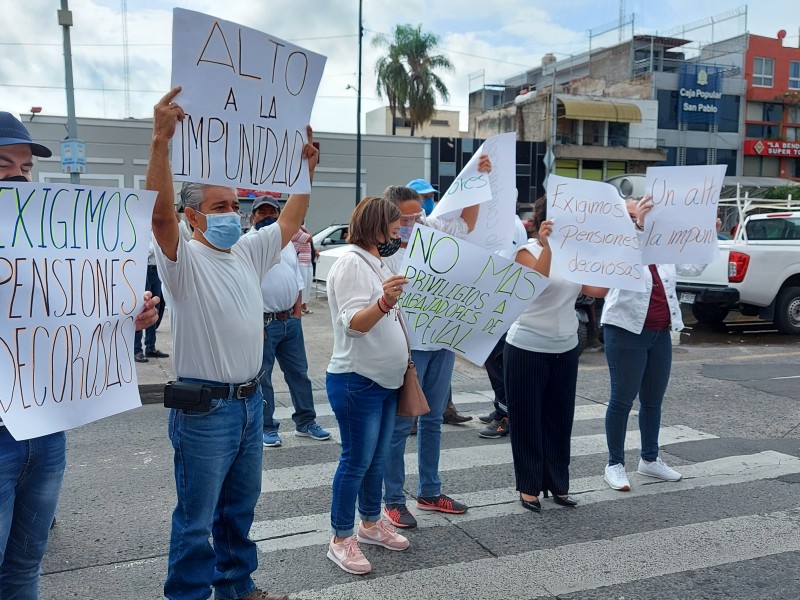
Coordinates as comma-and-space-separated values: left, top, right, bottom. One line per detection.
355, 0, 363, 206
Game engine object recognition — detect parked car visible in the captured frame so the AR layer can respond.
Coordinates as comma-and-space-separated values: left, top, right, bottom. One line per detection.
676, 211, 800, 334
313, 224, 348, 248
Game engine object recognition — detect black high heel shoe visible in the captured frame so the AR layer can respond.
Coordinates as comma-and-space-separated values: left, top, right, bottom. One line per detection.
519, 494, 541, 513
543, 490, 578, 507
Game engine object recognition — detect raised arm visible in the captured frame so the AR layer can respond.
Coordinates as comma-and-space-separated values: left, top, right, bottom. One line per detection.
515, 219, 552, 277
146, 87, 185, 261
278, 125, 320, 248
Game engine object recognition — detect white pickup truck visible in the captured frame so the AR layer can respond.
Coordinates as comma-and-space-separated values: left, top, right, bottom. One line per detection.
676, 211, 800, 334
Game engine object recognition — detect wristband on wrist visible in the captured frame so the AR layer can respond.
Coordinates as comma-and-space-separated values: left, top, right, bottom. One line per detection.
377, 298, 390, 314
381, 294, 396, 308
635, 221, 645, 231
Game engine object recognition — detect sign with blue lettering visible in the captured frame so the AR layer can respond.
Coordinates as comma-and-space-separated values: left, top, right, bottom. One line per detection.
678, 64, 723, 123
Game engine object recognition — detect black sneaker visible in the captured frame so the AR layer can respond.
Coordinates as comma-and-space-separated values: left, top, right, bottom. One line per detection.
478, 417, 509, 439
416, 494, 468, 514
384, 503, 418, 528
478, 411, 497, 424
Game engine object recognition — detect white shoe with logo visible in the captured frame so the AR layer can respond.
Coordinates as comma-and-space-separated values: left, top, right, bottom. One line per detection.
327, 536, 371, 575
637, 457, 682, 481
604, 463, 631, 491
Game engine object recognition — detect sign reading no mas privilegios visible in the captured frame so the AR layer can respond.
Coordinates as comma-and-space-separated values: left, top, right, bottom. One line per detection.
398, 225, 549, 365
171, 9, 327, 194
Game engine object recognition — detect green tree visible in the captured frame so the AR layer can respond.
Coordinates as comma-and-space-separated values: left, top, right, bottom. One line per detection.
373, 24, 453, 136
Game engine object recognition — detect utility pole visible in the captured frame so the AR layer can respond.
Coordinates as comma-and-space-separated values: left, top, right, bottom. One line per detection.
58, 0, 81, 184
355, 0, 363, 205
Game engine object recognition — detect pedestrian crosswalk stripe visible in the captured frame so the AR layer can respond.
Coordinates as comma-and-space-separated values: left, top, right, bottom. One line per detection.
270, 402, 616, 448
292, 507, 800, 599
261, 425, 716, 492
253, 451, 800, 553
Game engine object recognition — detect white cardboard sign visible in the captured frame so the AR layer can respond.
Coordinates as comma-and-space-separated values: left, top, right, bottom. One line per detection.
0, 182, 155, 440
546, 175, 645, 292
398, 224, 549, 365
170, 8, 326, 193
431, 132, 517, 251
641, 165, 725, 264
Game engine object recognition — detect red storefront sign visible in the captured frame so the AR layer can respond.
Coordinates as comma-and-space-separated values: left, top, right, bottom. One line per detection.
744, 139, 800, 157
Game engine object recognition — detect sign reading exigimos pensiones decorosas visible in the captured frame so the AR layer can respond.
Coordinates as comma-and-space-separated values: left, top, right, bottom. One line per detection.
0, 182, 155, 440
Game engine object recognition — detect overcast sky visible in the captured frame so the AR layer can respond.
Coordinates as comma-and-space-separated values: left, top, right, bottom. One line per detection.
2, 0, 798, 133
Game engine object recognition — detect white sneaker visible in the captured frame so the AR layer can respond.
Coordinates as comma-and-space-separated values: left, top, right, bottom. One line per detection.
638, 457, 682, 481
357, 519, 410, 551
604, 463, 631, 491
327, 536, 371, 575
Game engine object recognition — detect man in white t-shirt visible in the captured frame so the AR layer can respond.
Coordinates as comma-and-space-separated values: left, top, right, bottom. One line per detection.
146, 87, 319, 600
250, 198, 331, 448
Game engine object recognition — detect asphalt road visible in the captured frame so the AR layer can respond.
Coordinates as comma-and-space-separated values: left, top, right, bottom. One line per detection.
38, 303, 800, 599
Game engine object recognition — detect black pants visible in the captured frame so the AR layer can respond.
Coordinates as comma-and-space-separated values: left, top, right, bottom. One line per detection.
484, 334, 508, 418
504, 343, 579, 496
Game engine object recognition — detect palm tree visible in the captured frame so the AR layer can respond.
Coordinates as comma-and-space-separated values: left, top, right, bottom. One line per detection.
373, 24, 453, 136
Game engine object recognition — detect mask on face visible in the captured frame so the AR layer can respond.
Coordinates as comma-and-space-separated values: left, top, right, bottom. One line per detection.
198, 211, 241, 249
421, 197, 435, 216
377, 236, 401, 257
398, 225, 413, 243
254, 216, 277, 230
1, 175, 28, 182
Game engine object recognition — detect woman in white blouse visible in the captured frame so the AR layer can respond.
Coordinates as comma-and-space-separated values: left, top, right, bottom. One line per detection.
324, 196, 411, 575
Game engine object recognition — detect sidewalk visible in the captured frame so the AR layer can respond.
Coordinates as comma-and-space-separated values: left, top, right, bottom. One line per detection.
135, 283, 491, 405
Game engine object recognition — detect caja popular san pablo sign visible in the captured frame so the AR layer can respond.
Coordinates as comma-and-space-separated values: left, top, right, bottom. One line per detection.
678, 64, 723, 124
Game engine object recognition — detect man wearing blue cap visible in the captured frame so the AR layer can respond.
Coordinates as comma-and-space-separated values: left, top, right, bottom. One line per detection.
0, 111, 160, 599
404, 178, 472, 427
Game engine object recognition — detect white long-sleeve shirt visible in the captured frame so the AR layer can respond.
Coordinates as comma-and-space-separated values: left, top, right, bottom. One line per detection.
326, 246, 408, 389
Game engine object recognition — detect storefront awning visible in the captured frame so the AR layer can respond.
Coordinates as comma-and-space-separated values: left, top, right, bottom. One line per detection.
559, 98, 642, 123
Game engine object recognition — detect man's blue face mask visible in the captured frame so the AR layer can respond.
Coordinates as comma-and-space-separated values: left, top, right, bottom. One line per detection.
421, 197, 435, 216
197, 211, 241, 249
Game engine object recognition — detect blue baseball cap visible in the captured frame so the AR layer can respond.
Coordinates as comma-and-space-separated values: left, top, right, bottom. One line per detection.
407, 178, 437, 195
0, 111, 52, 157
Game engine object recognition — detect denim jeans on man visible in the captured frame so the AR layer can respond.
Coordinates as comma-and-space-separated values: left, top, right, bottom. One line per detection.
327, 372, 397, 536
0, 428, 66, 600
383, 348, 455, 504
134, 265, 164, 354
164, 381, 263, 600
604, 325, 672, 466
261, 316, 316, 432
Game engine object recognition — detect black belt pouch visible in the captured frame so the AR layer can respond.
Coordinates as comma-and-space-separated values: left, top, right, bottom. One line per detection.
164, 381, 213, 412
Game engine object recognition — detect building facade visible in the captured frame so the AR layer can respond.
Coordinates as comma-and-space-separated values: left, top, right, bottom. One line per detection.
365, 106, 461, 138
742, 33, 800, 180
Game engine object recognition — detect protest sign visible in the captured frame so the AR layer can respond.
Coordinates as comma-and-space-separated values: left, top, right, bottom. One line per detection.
399, 224, 549, 365
0, 182, 155, 440
546, 175, 645, 292
431, 132, 517, 251
642, 165, 725, 264
171, 8, 326, 193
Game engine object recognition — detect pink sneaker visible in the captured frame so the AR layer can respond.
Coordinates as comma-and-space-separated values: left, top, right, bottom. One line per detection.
357, 520, 410, 551
327, 536, 371, 575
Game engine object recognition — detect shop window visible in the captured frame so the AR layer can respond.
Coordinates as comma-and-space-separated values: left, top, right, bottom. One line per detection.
555, 159, 579, 178
582, 160, 603, 181
685, 147, 708, 166
657, 89, 679, 129
716, 149, 738, 176
606, 161, 627, 178
753, 57, 774, 87
790, 61, 800, 90
718, 95, 740, 133
608, 122, 629, 147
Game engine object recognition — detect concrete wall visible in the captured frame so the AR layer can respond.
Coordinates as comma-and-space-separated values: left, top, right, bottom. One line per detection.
364, 106, 461, 138
25, 116, 429, 235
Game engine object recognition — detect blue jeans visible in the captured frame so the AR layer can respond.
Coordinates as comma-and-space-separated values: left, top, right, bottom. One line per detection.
134, 265, 164, 354
327, 372, 397, 537
604, 325, 673, 466
165, 380, 264, 600
261, 316, 316, 432
383, 348, 455, 504
0, 429, 66, 600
